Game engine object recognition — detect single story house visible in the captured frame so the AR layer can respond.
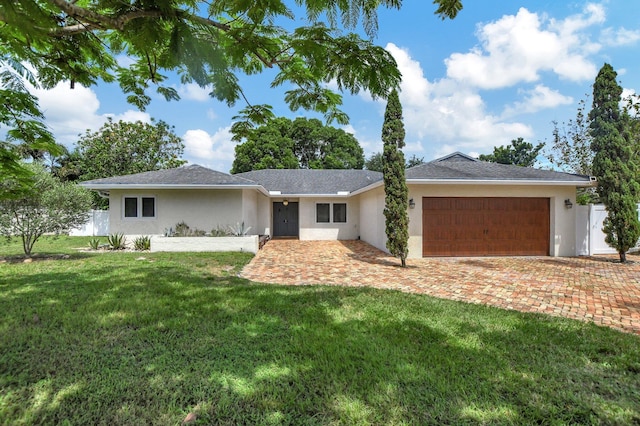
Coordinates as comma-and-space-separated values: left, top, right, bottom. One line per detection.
81, 152, 595, 258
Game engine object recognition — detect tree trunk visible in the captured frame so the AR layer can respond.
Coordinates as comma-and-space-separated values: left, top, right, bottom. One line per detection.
620, 251, 627, 263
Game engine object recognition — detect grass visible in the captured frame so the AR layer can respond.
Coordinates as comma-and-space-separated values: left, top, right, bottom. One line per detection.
1, 237, 639, 425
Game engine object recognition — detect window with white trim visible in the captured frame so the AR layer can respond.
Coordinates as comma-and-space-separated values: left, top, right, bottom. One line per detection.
333, 203, 347, 223
123, 196, 155, 218
316, 202, 347, 223
316, 203, 330, 223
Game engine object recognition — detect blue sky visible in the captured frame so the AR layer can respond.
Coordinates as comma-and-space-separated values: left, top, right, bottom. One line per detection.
30, 1, 640, 173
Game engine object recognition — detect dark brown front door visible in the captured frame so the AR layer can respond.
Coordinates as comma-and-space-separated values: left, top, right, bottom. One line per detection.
273, 202, 299, 238
422, 197, 550, 256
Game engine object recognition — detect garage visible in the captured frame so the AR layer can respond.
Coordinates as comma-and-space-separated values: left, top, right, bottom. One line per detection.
422, 197, 550, 256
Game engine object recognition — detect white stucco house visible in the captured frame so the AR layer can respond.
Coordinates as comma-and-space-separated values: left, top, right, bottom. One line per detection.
81, 152, 595, 258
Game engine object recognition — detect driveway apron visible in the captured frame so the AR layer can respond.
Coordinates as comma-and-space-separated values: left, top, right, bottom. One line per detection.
240, 240, 640, 335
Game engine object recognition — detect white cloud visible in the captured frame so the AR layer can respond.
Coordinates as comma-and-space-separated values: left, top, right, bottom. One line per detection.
384, 43, 533, 157
178, 83, 212, 102
502, 85, 573, 117
206, 108, 217, 120
182, 127, 236, 172
601, 27, 640, 46
444, 5, 603, 89
31, 82, 150, 146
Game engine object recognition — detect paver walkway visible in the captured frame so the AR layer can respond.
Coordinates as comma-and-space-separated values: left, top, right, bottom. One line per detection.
240, 240, 640, 335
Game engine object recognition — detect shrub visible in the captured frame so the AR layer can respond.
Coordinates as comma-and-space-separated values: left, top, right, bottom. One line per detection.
173, 221, 205, 237
228, 222, 252, 236
88, 238, 100, 250
133, 235, 151, 251
107, 233, 127, 250
0, 162, 93, 256
210, 226, 230, 237
174, 221, 190, 236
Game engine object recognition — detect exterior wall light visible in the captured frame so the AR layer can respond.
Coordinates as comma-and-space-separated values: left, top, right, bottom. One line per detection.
409, 198, 416, 209
283, 200, 289, 206
564, 199, 573, 209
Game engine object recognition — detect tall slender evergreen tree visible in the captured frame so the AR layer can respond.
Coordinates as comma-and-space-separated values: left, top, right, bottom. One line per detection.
589, 63, 640, 262
382, 89, 409, 267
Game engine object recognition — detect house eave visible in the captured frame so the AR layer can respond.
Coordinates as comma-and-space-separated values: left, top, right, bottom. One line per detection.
406, 179, 596, 187
268, 193, 354, 198
80, 183, 267, 195
350, 180, 384, 196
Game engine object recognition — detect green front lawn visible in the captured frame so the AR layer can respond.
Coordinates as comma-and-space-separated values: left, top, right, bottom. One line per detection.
1, 237, 639, 425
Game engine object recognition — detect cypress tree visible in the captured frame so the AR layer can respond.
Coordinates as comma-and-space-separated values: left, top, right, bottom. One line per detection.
382, 89, 409, 267
589, 63, 640, 262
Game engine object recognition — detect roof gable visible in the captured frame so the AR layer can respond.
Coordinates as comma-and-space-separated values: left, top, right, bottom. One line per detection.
430, 151, 478, 163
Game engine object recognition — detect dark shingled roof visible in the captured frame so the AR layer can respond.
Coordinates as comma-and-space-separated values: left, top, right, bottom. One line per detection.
236, 169, 383, 194
81, 152, 594, 192
406, 152, 593, 183
81, 164, 257, 186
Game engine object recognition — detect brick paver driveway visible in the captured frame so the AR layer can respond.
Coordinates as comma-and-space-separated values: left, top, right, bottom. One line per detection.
241, 240, 640, 335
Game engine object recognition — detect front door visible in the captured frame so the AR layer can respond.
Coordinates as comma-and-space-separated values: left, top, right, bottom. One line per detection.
273, 202, 299, 238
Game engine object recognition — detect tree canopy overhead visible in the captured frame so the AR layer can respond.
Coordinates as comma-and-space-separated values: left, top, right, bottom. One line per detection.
1, 0, 462, 197
1, 0, 462, 122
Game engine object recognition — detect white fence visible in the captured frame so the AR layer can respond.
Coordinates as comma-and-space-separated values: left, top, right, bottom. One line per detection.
576, 204, 640, 256
69, 210, 110, 236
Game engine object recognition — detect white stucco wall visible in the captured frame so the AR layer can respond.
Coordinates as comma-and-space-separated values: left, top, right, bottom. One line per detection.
299, 197, 360, 240
151, 235, 259, 254
108, 189, 257, 235
358, 186, 387, 253
241, 189, 259, 235
406, 184, 578, 258
256, 193, 272, 236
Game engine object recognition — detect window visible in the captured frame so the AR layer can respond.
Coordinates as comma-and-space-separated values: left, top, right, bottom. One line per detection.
316, 202, 347, 223
141, 197, 155, 217
124, 196, 155, 218
124, 197, 138, 218
333, 203, 347, 223
316, 203, 330, 223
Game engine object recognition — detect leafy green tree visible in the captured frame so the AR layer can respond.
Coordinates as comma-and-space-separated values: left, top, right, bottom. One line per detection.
76, 118, 186, 180
623, 93, 640, 180
589, 63, 640, 263
382, 89, 409, 267
405, 154, 425, 168
51, 147, 83, 182
1, 1, 461, 122
547, 98, 594, 176
1, 1, 463, 192
0, 62, 62, 199
365, 152, 384, 172
231, 117, 364, 173
231, 122, 299, 173
0, 163, 93, 256
546, 97, 597, 204
75, 118, 185, 207
366, 152, 423, 172
479, 138, 545, 167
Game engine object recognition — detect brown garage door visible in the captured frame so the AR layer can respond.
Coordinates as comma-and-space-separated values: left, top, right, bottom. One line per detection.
422, 197, 550, 256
